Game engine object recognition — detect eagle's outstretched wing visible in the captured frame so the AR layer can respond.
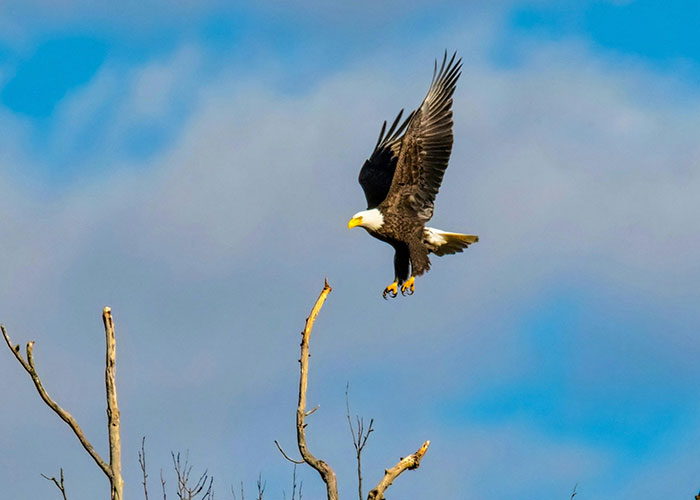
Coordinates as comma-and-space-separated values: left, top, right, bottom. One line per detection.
358, 109, 414, 209
387, 52, 462, 221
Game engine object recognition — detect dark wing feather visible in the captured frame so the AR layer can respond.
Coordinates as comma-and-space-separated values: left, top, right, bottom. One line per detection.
387, 51, 462, 220
358, 109, 414, 208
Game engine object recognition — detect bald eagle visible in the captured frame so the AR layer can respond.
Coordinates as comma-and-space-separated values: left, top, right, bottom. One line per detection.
348, 52, 478, 298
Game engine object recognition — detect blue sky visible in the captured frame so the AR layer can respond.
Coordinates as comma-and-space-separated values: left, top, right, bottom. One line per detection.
512, 0, 700, 63
2, 1, 700, 499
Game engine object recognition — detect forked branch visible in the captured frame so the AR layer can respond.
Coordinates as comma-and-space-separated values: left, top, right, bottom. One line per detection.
346, 384, 374, 500
41, 468, 68, 500
1, 307, 123, 500
171, 451, 213, 500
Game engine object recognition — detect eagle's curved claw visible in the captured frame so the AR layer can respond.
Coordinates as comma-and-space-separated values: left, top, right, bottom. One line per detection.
383, 281, 399, 299
400, 276, 415, 296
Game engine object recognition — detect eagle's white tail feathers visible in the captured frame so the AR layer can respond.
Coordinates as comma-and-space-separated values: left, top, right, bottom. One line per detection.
423, 227, 479, 256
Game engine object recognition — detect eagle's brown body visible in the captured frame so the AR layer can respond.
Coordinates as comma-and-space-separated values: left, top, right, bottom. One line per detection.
368, 218, 429, 284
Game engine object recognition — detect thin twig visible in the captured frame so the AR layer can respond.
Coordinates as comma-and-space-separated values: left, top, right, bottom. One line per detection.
367, 441, 430, 500
295, 279, 337, 500
570, 483, 578, 499
139, 436, 150, 500
290, 465, 298, 500
256, 474, 265, 500
161, 470, 167, 500
230, 482, 244, 500
345, 383, 374, 500
172, 451, 214, 500
41, 468, 68, 500
275, 440, 304, 464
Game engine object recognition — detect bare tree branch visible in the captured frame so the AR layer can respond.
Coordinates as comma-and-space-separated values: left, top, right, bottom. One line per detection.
41, 468, 68, 500
287, 281, 431, 500
274, 440, 304, 465
103, 307, 124, 500
2, 325, 112, 477
172, 451, 214, 500
345, 383, 374, 500
2, 308, 124, 500
294, 279, 338, 500
367, 440, 430, 500
139, 436, 150, 500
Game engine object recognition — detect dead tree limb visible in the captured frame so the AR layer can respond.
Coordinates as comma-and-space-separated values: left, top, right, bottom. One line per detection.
366, 440, 430, 500
103, 307, 124, 500
41, 468, 68, 500
295, 279, 338, 500
1, 307, 124, 500
1, 326, 111, 476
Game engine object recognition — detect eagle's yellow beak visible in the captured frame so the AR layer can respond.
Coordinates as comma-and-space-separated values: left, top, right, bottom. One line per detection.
348, 216, 362, 229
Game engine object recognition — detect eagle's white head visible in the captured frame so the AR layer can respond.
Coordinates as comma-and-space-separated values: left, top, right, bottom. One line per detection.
348, 209, 384, 231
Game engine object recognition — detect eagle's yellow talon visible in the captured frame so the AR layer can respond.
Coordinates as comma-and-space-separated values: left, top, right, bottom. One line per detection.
383, 281, 399, 299
400, 276, 415, 296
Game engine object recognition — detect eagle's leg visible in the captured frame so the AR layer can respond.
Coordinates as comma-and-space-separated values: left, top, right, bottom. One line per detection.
400, 276, 415, 296
383, 282, 399, 299
400, 238, 429, 296
383, 242, 410, 299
